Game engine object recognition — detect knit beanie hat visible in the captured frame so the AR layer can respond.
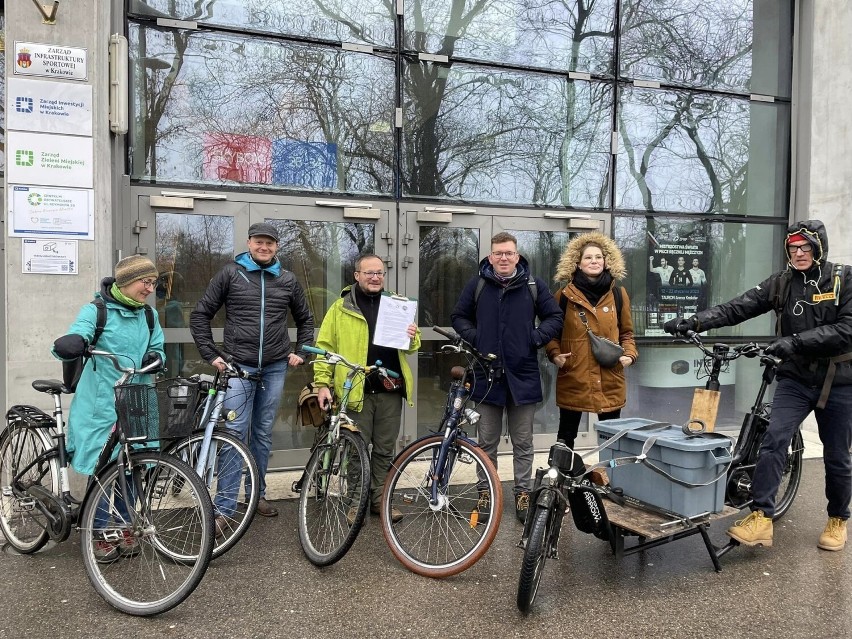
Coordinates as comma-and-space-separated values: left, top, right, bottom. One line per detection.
114, 255, 158, 288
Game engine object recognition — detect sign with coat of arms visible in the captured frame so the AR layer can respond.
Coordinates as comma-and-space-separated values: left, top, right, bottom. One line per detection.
14, 41, 88, 81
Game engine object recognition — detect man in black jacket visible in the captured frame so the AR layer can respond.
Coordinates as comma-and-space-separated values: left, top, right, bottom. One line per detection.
191, 223, 314, 522
665, 220, 851, 551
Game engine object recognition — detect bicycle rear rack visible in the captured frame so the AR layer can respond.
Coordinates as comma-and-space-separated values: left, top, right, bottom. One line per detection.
6, 405, 56, 429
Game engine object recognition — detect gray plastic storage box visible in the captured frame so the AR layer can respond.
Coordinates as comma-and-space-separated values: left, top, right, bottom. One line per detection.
596, 418, 732, 518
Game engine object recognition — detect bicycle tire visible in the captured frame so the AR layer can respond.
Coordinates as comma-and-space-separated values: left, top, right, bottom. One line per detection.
166, 430, 260, 559
0, 423, 58, 554
297, 428, 370, 566
517, 505, 550, 615
768, 429, 804, 521
79, 452, 214, 616
380, 436, 503, 578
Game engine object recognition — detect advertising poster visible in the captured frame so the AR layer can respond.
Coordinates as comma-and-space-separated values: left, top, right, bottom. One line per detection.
9, 185, 94, 239
202, 132, 272, 184
7, 78, 93, 136
6, 131, 94, 188
644, 221, 709, 336
272, 139, 338, 189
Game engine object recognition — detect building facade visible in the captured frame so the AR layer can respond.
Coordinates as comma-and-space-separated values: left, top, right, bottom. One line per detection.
2, 1, 851, 469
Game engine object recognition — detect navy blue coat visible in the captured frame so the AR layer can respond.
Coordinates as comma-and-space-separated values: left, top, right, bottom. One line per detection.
451, 257, 563, 406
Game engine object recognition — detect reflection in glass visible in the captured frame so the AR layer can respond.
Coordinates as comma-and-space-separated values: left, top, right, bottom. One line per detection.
419, 227, 479, 328
403, 63, 613, 206
404, 0, 615, 74
131, 0, 395, 48
130, 25, 395, 194
616, 87, 789, 215
614, 215, 785, 338
155, 213, 234, 376
266, 219, 375, 327
620, 0, 792, 97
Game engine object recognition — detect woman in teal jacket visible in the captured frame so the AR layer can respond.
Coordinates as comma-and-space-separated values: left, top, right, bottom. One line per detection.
53, 255, 166, 476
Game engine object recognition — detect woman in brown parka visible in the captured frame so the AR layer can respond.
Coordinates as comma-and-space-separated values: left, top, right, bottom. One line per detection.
546, 232, 638, 448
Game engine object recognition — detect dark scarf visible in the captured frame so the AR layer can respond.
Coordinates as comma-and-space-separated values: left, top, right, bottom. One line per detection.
572, 269, 614, 307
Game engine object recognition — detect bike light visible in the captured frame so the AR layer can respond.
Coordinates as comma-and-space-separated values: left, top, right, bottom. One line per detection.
463, 408, 480, 425
226, 410, 238, 421
546, 467, 559, 480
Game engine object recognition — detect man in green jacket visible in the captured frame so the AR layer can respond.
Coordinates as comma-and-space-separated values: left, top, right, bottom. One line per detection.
314, 254, 421, 522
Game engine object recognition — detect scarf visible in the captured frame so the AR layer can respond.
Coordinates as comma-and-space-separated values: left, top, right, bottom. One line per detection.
111, 282, 145, 309
572, 269, 613, 307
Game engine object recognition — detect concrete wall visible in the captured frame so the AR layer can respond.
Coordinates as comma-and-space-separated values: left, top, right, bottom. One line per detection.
4, 3, 113, 411
795, 2, 852, 264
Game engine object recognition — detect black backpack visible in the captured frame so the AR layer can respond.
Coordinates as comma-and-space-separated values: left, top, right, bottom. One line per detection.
91, 297, 155, 348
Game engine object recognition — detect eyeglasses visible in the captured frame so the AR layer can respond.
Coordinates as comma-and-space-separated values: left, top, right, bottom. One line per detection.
491, 251, 518, 258
357, 270, 386, 278
139, 278, 158, 289
787, 244, 813, 255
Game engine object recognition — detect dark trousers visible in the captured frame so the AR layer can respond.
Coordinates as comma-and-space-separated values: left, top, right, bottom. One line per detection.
558, 408, 621, 450
753, 377, 852, 519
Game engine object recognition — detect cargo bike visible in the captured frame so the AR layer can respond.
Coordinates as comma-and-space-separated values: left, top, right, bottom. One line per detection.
516, 331, 804, 614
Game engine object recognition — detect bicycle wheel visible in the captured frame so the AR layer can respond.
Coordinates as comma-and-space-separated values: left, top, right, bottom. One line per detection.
79, 452, 214, 616
768, 429, 804, 520
298, 428, 370, 566
0, 424, 58, 553
517, 505, 550, 615
381, 436, 503, 578
166, 430, 260, 559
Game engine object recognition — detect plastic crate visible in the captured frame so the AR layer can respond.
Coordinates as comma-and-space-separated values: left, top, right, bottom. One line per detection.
114, 378, 200, 442
596, 417, 732, 517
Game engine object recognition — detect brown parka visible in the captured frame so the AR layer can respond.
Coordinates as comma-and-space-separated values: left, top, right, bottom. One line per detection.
545, 232, 638, 414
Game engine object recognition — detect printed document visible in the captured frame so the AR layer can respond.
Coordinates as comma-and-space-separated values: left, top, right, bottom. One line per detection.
374, 293, 417, 349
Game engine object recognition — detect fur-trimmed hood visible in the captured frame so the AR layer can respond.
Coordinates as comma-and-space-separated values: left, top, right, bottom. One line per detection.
553, 232, 627, 283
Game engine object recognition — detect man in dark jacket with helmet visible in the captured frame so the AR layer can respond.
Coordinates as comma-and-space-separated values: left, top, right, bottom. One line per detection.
191, 223, 314, 522
452, 232, 563, 524
665, 220, 851, 551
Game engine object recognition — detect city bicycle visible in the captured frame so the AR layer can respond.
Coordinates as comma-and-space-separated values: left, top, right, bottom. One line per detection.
380, 326, 504, 578
0, 348, 214, 616
162, 355, 261, 559
295, 344, 399, 567
515, 331, 804, 613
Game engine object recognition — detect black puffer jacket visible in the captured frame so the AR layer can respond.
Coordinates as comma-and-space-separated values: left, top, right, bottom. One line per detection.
692, 220, 852, 388
190, 252, 314, 368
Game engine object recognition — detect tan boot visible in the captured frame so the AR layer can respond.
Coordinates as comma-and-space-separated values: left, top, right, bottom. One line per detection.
727, 510, 773, 547
817, 517, 847, 551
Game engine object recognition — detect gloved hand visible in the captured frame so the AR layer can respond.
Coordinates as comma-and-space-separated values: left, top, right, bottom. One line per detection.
53, 333, 89, 359
765, 335, 800, 360
663, 316, 699, 336
141, 351, 163, 370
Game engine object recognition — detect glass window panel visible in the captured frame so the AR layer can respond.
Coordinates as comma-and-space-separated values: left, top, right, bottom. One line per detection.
0, 15, 5, 173
129, 25, 395, 195
403, 63, 613, 207
614, 215, 786, 338
620, 0, 793, 97
615, 86, 789, 215
404, 0, 615, 74
130, 0, 395, 48
419, 227, 480, 328
266, 219, 375, 327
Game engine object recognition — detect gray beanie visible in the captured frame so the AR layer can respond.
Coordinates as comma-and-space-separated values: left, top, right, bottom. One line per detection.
115, 255, 158, 288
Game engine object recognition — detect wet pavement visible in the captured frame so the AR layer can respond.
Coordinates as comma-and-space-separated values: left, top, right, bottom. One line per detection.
1, 457, 849, 639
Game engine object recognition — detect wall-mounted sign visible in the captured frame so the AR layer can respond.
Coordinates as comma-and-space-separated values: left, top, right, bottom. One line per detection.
14, 41, 88, 81
7, 78, 93, 136
6, 131, 93, 188
9, 185, 94, 239
22, 238, 79, 275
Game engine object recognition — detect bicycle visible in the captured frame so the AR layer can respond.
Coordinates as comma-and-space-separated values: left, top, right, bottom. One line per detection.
0, 348, 214, 616
161, 355, 261, 559
294, 344, 399, 567
380, 326, 504, 578
515, 331, 804, 613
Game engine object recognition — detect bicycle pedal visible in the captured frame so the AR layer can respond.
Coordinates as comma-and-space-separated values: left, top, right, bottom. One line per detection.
401, 492, 418, 504
291, 480, 302, 494
458, 452, 474, 464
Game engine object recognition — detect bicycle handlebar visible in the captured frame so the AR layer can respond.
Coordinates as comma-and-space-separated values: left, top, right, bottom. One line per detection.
88, 348, 163, 378
679, 331, 780, 368
304, 345, 400, 378
433, 326, 497, 363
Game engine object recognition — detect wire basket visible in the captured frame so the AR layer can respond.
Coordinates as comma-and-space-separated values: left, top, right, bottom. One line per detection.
114, 378, 200, 443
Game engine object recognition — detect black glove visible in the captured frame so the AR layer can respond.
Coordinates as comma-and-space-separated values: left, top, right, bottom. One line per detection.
53, 333, 89, 359
141, 351, 163, 370
765, 335, 800, 360
663, 316, 699, 336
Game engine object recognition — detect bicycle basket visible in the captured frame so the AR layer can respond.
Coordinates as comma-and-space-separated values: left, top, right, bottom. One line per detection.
114, 378, 200, 442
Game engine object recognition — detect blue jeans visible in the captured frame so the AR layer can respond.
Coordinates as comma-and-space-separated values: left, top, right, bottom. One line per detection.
215, 359, 288, 512
753, 377, 852, 519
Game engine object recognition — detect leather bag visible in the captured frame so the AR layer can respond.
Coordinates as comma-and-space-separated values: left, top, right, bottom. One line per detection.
577, 308, 624, 368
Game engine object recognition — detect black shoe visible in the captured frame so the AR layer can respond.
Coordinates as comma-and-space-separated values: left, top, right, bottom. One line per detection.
256, 498, 279, 517
476, 490, 491, 524
515, 491, 530, 523
371, 504, 403, 523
